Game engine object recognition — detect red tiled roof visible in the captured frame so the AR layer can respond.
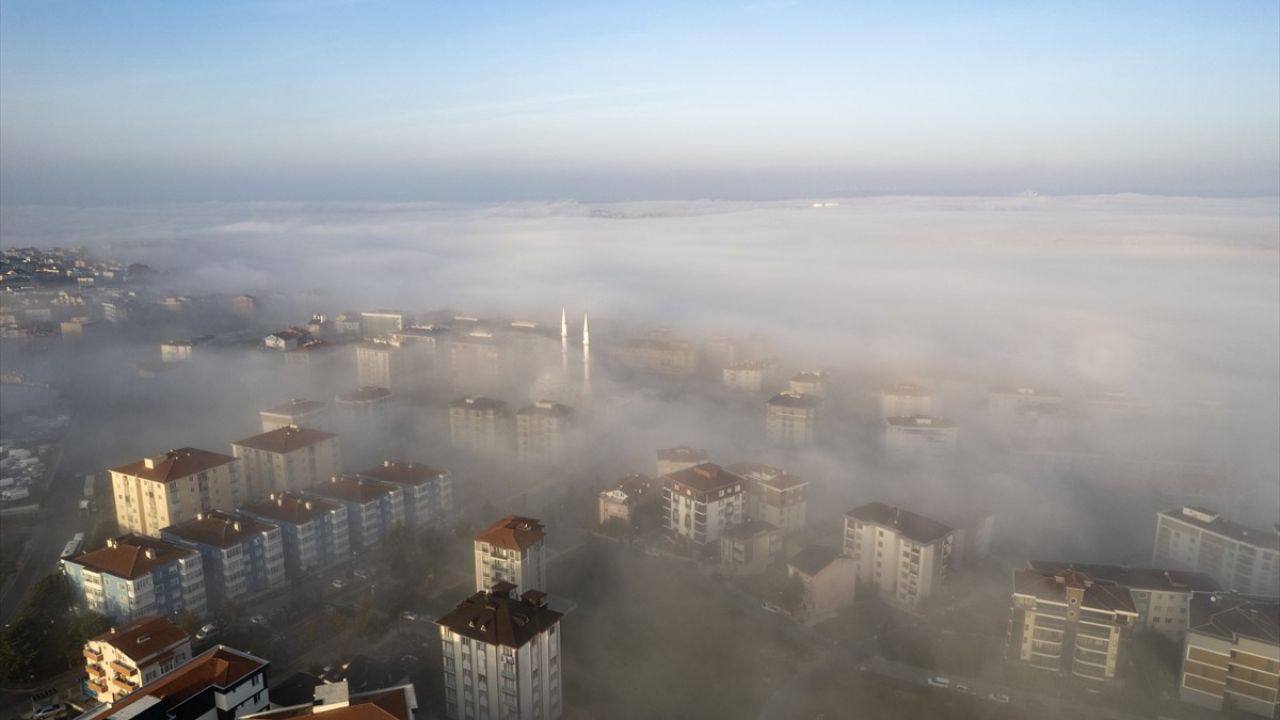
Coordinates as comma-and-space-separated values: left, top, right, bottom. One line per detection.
90, 615, 189, 663
307, 475, 399, 504
663, 463, 745, 494
233, 425, 337, 453
244, 686, 415, 720
240, 492, 342, 525
161, 510, 274, 549
85, 646, 267, 720
110, 447, 236, 484
359, 460, 447, 487
66, 535, 196, 580
474, 515, 545, 551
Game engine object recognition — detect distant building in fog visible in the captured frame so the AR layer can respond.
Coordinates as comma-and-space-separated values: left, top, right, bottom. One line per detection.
616, 335, 698, 375
357, 460, 453, 531
160, 335, 211, 363
723, 360, 773, 392
788, 545, 856, 622
1152, 506, 1280, 596
880, 383, 931, 417
789, 371, 827, 397
473, 515, 547, 596
663, 463, 746, 546
766, 392, 820, 447
515, 401, 574, 465
883, 415, 958, 457
360, 309, 412, 339
702, 335, 739, 372
598, 474, 660, 528
239, 492, 349, 578
356, 340, 408, 390
232, 425, 342, 498
449, 396, 511, 456
656, 446, 709, 477
261, 398, 331, 432
110, 448, 243, 537
988, 386, 1063, 417
720, 520, 779, 575
305, 475, 405, 550
844, 502, 956, 610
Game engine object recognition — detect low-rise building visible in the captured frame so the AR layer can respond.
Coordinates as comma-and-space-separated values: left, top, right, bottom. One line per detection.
160, 511, 287, 607
474, 515, 547, 596
766, 392, 820, 448
260, 399, 330, 433
83, 615, 192, 704
238, 492, 350, 578
788, 371, 827, 397
515, 401, 574, 465
788, 545, 857, 622
305, 475, 405, 551
232, 425, 342, 499
880, 383, 931, 417
597, 474, 659, 528
844, 502, 957, 610
357, 460, 453, 531
243, 682, 418, 720
449, 396, 511, 456
656, 446, 709, 477
62, 534, 208, 622
663, 463, 746, 546
110, 448, 243, 537
883, 415, 958, 457
1179, 592, 1279, 718
720, 520, 779, 575
80, 645, 270, 720
1152, 506, 1280, 596
436, 584, 564, 720
1007, 566, 1139, 686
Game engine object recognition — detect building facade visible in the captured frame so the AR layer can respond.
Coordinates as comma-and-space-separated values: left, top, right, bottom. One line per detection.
1152, 506, 1280, 596
663, 463, 746, 546
449, 396, 512, 456
358, 460, 453, 531
655, 446, 709, 477
729, 462, 807, 536
515, 401, 574, 465
437, 584, 564, 720
83, 615, 192, 704
723, 360, 773, 392
238, 492, 350, 578
765, 392, 820, 448
231, 425, 342, 499
110, 448, 243, 537
597, 474, 659, 528
1180, 593, 1279, 718
305, 475, 406, 550
880, 383, 931, 417
788, 371, 827, 397
883, 416, 959, 457
843, 502, 957, 610
260, 399, 330, 433
160, 511, 287, 607
81, 645, 270, 720
720, 520, 780, 575
63, 534, 208, 622
788, 545, 857, 622
474, 515, 547, 596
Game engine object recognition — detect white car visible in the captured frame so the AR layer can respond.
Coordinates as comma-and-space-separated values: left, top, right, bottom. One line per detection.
33, 704, 67, 720
354, 568, 374, 580
926, 676, 950, 689
331, 578, 347, 589
760, 601, 785, 614
987, 692, 1010, 704
250, 615, 268, 625
400, 610, 419, 622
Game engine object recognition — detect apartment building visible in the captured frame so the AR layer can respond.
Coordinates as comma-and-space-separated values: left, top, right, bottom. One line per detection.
232, 425, 342, 498
663, 463, 747, 546
160, 511, 286, 607
788, 371, 827, 397
883, 415, 959, 457
474, 515, 547, 596
447, 331, 504, 390
1180, 592, 1279, 718
110, 448, 243, 537
356, 340, 406, 391
238, 492, 350, 578
83, 615, 192, 704
720, 520, 779, 575
449, 396, 512, 456
305, 475, 406, 550
81, 645, 270, 720
244, 683, 418, 720
1007, 566, 1139, 685
843, 502, 957, 610
360, 309, 412, 339
766, 392, 820, 448
358, 460, 453, 530
880, 383, 931, 417
62, 534, 208, 622
616, 335, 698, 375
597, 474, 659, 527
656, 446, 709, 477
989, 386, 1064, 415
1027, 561, 1220, 640
1153, 506, 1280, 596
723, 360, 774, 392
728, 462, 807, 536
788, 545, 857, 622
515, 401, 574, 465
437, 584, 564, 720
260, 399, 330, 433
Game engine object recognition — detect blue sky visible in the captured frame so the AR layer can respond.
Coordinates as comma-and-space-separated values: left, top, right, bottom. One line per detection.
1, 0, 1277, 202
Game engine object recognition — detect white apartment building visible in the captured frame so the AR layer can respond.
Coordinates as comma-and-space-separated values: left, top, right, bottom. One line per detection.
989, 386, 1064, 416
1153, 506, 1280, 596
727, 462, 807, 536
880, 383, 932, 417
437, 584, 564, 720
260, 398, 331, 432
83, 615, 192, 704
765, 392, 820, 448
474, 515, 547, 596
883, 415, 958, 457
663, 463, 746, 546
788, 371, 827, 397
449, 396, 512, 456
356, 340, 406, 391
844, 502, 957, 610
515, 401, 574, 465
1180, 593, 1279, 718
723, 360, 773, 392
110, 448, 244, 537
232, 425, 342, 498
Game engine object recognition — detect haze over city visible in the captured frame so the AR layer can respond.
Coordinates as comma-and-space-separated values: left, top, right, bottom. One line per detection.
0, 2, 1277, 720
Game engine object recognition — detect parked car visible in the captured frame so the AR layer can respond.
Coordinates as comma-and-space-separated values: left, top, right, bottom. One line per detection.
195, 622, 219, 640
250, 615, 268, 625
33, 704, 67, 720
399, 610, 419, 622
354, 568, 374, 580
987, 692, 1010, 704
926, 676, 950, 689
331, 578, 347, 589
955, 682, 974, 695
760, 601, 785, 614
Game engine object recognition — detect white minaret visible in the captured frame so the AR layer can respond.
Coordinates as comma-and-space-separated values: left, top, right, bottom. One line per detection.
581, 312, 591, 398
582, 312, 590, 347
560, 307, 568, 372
560, 308, 568, 340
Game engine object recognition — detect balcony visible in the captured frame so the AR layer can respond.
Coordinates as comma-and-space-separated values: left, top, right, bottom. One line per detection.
86, 679, 108, 697
83, 647, 103, 662
109, 660, 136, 676
86, 663, 105, 677
111, 677, 137, 693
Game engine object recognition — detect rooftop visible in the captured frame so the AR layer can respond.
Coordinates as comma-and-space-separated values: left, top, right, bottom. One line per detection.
436, 585, 563, 649
1026, 561, 1220, 594
242, 685, 416, 720
240, 492, 343, 525
885, 415, 956, 429
1160, 506, 1280, 551
1187, 593, 1280, 645
358, 460, 447, 487
657, 446, 709, 462
790, 371, 826, 383
308, 475, 400, 504
767, 392, 821, 409
450, 395, 507, 411
110, 447, 237, 484
846, 502, 954, 544
1012, 567, 1138, 614
516, 400, 573, 418
66, 535, 196, 580
724, 462, 783, 481
233, 425, 338, 454
788, 545, 843, 576
757, 472, 807, 491
161, 511, 275, 549
882, 383, 929, 396
89, 615, 189, 663
262, 399, 327, 417
475, 515, 546, 551
664, 463, 745, 494
84, 646, 266, 720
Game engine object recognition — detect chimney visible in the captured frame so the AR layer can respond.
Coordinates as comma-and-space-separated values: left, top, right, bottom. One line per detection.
232, 521, 241, 532
144, 549, 156, 560
384, 459, 392, 467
